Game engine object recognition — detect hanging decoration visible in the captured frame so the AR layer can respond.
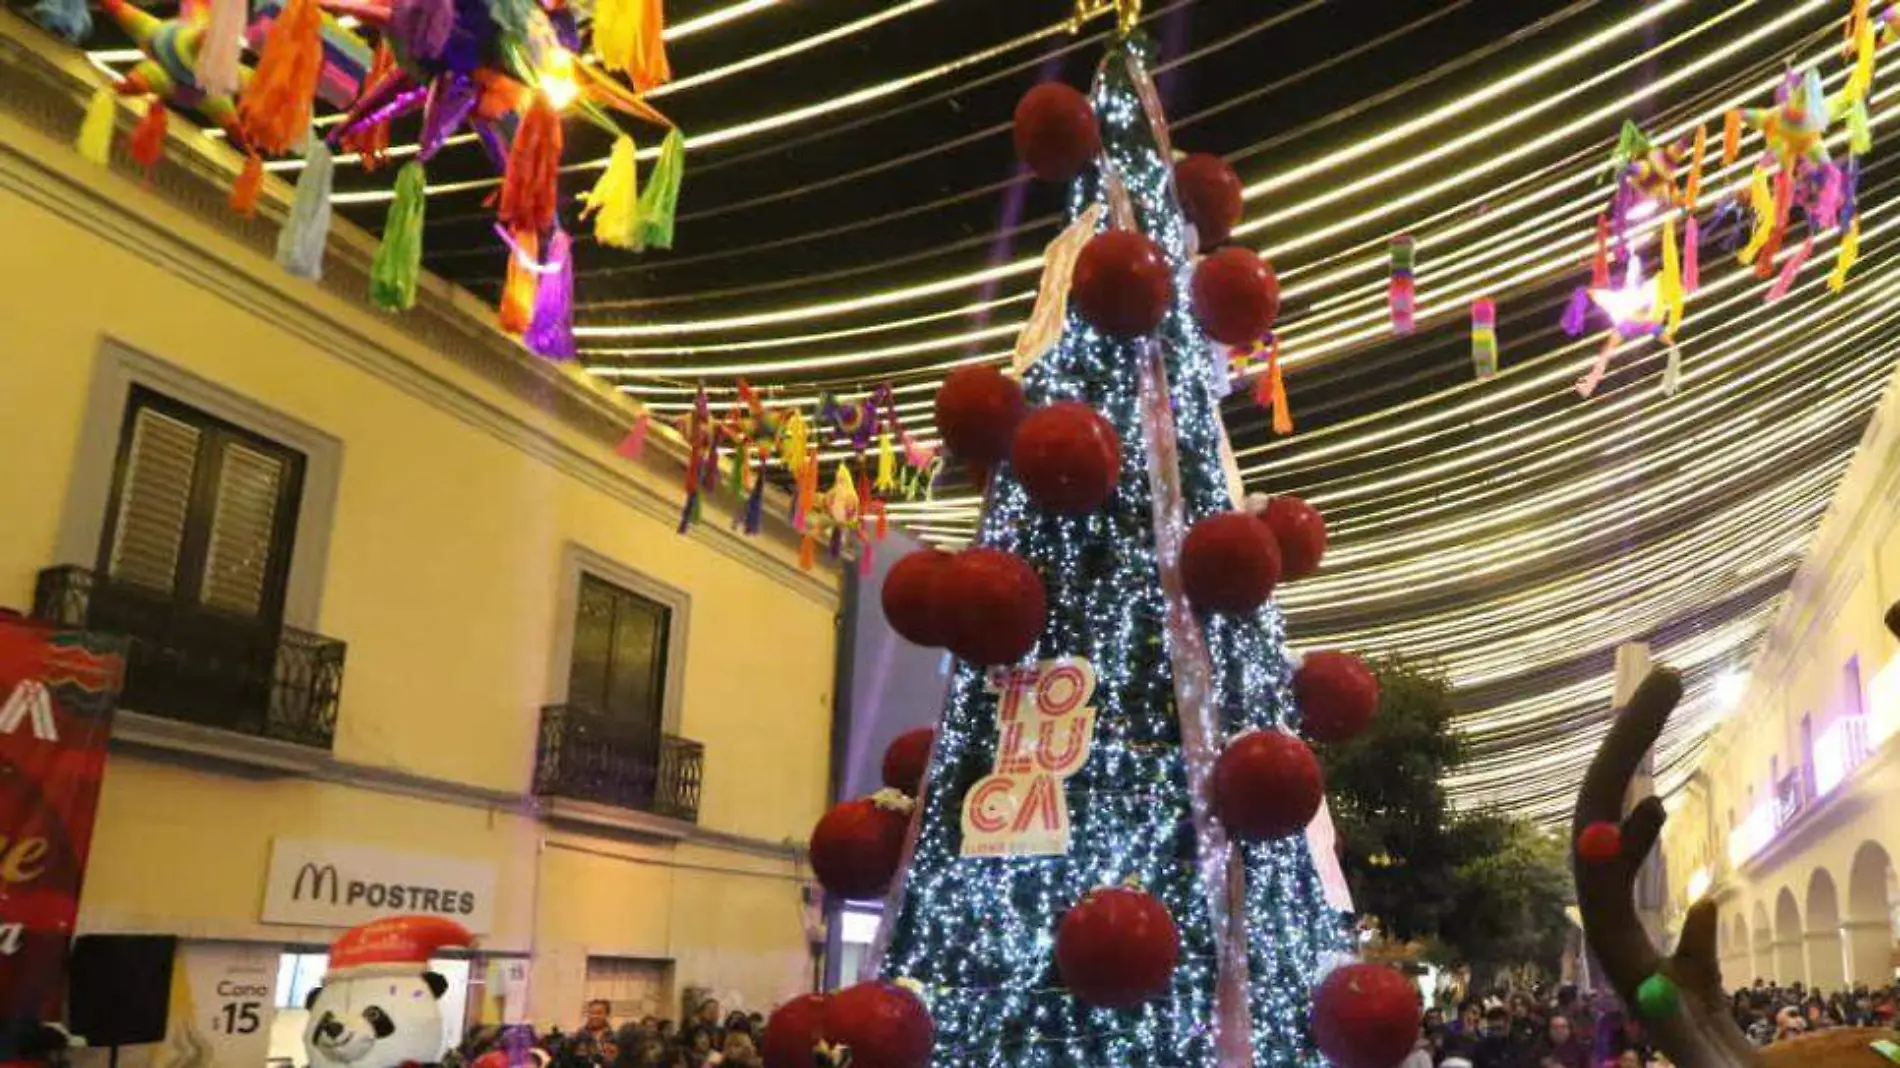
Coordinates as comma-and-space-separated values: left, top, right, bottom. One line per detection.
1386, 234, 1416, 335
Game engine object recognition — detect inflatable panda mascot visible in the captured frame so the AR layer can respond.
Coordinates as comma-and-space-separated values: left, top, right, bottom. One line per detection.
304, 916, 473, 1068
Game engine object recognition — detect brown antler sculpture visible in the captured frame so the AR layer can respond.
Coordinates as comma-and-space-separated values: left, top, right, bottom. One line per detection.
1573, 667, 1895, 1068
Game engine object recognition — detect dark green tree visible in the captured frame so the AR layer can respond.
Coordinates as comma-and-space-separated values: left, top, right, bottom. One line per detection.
1437, 812, 1574, 985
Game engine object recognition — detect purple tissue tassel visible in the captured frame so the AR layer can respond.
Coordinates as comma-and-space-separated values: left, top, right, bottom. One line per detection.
525, 229, 576, 361
419, 74, 479, 162
390, 0, 455, 63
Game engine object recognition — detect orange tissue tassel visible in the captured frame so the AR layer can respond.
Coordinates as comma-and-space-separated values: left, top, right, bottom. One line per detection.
229, 153, 264, 216
129, 98, 168, 172
498, 228, 540, 335
239, 0, 323, 156
498, 96, 564, 234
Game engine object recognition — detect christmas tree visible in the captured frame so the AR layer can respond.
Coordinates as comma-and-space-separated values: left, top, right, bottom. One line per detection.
858, 27, 1359, 1068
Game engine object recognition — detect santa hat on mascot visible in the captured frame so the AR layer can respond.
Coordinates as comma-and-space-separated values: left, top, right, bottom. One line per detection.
325, 915, 473, 980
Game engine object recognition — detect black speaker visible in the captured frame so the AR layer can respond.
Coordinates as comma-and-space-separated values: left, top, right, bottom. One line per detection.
68, 934, 176, 1047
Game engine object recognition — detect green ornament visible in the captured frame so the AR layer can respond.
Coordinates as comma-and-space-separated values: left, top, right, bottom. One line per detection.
1636, 973, 1680, 1020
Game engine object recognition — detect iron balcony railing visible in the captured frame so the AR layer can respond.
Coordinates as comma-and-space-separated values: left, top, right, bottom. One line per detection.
32, 565, 344, 749
534, 704, 703, 823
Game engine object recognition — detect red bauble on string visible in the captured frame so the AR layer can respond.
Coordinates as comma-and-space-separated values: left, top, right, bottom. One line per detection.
882, 549, 953, 648
1175, 153, 1244, 249
1180, 512, 1282, 614
1013, 82, 1101, 182
1191, 246, 1279, 347
935, 365, 1025, 468
1012, 402, 1122, 514
809, 796, 910, 902
1294, 651, 1380, 745
1213, 730, 1323, 841
822, 981, 935, 1068
1312, 963, 1424, 1068
882, 728, 936, 796
1257, 494, 1327, 580
1072, 231, 1174, 339
762, 994, 829, 1068
943, 548, 1046, 666
1055, 886, 1180, 1009
1576, 821, 1623, 865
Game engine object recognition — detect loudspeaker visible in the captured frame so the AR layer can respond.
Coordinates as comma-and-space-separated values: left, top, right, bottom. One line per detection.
68, 934, 176, 1047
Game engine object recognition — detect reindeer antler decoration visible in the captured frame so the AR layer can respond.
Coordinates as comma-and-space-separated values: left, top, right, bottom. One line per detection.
1571, 596, 1900, 1068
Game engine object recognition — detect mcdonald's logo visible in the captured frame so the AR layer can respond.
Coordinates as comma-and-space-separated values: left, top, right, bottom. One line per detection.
293, 863, 341, 904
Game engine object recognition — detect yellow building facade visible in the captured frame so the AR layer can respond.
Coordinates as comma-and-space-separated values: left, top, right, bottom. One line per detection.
1657, 351, 1900, 991
1, 15, 837, 1057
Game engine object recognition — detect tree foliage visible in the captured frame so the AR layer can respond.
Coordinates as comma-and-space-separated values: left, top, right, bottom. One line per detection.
1315, 656, 1572, 980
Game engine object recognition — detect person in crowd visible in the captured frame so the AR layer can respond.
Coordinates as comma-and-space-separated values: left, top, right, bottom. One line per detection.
582, 1001, 615, 1044
685, 1027, 718, 1068
1471, 1006, 1516, 1068
1442, 1001, 1484, 1062
1533, 1010, 1589, 1068
720, 1033, 761, 1068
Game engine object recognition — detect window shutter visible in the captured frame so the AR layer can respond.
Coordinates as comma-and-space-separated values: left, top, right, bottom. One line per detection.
199, 440, 291, 617
107, 407, 203, 594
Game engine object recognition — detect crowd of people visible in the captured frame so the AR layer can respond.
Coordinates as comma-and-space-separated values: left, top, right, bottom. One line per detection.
450, 998, 768, 1068
1403, 980, 1900, 1068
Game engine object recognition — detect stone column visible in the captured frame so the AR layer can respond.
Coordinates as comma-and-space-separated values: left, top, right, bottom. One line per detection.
1805, 926, 1847, 989
1842, 918, 1893, 986
1773, 934, 1807, 985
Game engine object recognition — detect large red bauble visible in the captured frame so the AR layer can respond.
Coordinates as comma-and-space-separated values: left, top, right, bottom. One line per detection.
1055, 886, 1180, 1009
1293, 651, 1380, 745
809, 798, 909, 902
881, 727, 936, 796
1312, 963, 1423, 1068
762, 994, 829, 1068
1258, 494, 1327, 580
1180, 512, 1281, 614
935, 365, 1025, 468
882, 549, 953, 647
1011, 402, 1121, 514
943, 549, 1046, 666
1072, 231, 1173, 339
1013, 82, 1101, 182
1575, 821, 1623, 865
1175, 153, 1244, 249
822, 981, 935, 1068
1212, 730, 1323, 841
1191, 247, 1279, 346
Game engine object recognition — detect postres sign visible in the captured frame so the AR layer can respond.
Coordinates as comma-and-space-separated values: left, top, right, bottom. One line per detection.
261, 838, 497, 933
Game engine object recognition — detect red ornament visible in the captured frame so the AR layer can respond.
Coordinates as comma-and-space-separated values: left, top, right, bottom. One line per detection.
809, 797, 910, 902
882, 549, 953, 648
881, 728, 936, 796
943, 549, 1046, 666
1175, 153, 1244, 249
1191, 247, 1279, 347
1180, 512, 1281, 614
1257, 494, 1327, 580
1072, 231, 1174, 339
822, 981, 934, 1068
763, 994, 829, 1068
1011, 402, 1122, 515
1013, 82, 1101, 182
1055, 886, 1179, 1009
935, 365, 1025, 468
1576, 821, 1624, 864
1313, 963, 1424, 1068
1294, 652, 1380, 745
1212, 730, 1323, 841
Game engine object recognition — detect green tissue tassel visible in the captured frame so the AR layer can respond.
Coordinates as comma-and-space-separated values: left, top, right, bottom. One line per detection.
371, 162, 427, 311
636, 128, 685, 251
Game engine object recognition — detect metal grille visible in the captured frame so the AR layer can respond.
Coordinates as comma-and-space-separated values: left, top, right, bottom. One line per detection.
534, 704, 703, 822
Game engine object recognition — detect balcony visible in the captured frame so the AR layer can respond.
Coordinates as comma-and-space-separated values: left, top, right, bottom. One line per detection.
31, 566, 345, 749
534, 704, 703, 824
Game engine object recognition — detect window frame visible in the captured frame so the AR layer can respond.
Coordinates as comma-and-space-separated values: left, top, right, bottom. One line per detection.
96, 385, 308, 625
548, 544, 690, 737
55, 341, 343, 632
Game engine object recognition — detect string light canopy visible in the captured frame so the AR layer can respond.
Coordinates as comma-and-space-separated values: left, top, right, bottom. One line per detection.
55, 0, 1900, 820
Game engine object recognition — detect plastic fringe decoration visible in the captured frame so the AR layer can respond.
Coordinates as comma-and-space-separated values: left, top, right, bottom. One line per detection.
1266, 337, 1292, 434
1683, 124, 1707, 210
1723, 109, 1742, 166
580, 135, 641, 249
742, 452, 767, 535
1683, 215, 1701, 295
615, 415, 650, 460
798, 532, 816, 571
1656, 215, 1683, 337
239, 0, 323, 156
230, 153, 265, 217
485, 0, 535, 40
1848, 99, 1872, 157
275, 136, 334, 279
1758, 166, 1795, 278
1766, 236, 1814, 302
1387, 235, 1415, 335
195, 0, 247, 99
498, 96, 563, 234
1470, 298, 1498, 381
369, 162, 427, 311
342, 43, 398, 171
1739, 167, 1776, 268
525, 228, 576, 360
390, 0, 455, 62
76, 87, 116, 165
1561, 285, 1590, 337
129, 98, 168, 173
875, 432, 898, 491
1576, 334, 1616, 398
1661, 342, 1682, 396
1830, 217, 1861, 292
592, 0, 637, 74
635, 128, 685, 251
498, 227, 540, 335
30, 0, 91, 42
631, 0, 671, 92
1590, 215, 1610, 287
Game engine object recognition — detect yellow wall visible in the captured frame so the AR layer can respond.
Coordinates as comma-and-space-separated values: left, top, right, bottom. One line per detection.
0, 85, 836, 1020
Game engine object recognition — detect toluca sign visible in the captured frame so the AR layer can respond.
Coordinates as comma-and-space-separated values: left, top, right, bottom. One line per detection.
261, 838, 497, 933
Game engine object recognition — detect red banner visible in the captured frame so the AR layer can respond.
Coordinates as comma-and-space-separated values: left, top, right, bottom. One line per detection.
0, 613, 125, 1032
